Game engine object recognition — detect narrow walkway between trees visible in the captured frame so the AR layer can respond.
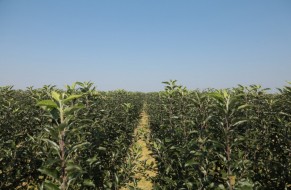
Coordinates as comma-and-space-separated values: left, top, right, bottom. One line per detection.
120, 110, 157, 190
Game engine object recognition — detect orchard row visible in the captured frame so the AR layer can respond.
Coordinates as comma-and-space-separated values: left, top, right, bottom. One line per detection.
1, 81, 290, 189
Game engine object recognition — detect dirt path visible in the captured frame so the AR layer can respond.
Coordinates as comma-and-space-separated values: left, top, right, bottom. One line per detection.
120, 110, 157, 190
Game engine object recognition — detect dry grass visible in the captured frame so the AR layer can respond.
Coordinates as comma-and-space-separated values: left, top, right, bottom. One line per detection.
120, 111, 157, 190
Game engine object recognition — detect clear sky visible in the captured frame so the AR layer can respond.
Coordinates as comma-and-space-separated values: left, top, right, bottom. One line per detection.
0, 0, 290, 92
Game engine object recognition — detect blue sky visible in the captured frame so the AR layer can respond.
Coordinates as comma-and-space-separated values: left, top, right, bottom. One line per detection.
0, 0, 290, 91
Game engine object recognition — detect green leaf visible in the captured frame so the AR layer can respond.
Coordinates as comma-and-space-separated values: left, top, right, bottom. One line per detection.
185, 158, 199, 167
164, 138, 172, 143
279, 111, 291, 117
41, 138, 60, 153
64, 104, 85, 115
185, 182, 193, 189
218, 184, 226, 189
87, 156, 99, 166
162, 81, 170, 85
238, 104, 251, 110
63, 94, 82, 103
236, 178, 254, 190
209, 92, 224, 102
217, 153, 227, 162
232, 120, 247, 127
97, 147, 107, 151
37, 100, 58, 108
66, 162, 82, 172
51, 91, 60, 101
50, 108, 60, 120
43, 180, 60, 190
68, 142, 89, 156
83, 179, 95, 187
38, 168, 58, 180
114, 173, 119, 184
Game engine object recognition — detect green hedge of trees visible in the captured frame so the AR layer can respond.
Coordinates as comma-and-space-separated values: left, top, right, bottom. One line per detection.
147, 80, 290, 190
1, 80, 290, 189
0, 82, 144, 190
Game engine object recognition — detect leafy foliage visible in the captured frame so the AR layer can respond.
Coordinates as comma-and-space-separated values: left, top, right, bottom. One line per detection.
0, 80, 290, 189
0, 83, 144, 189
147, 80, 291, 189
